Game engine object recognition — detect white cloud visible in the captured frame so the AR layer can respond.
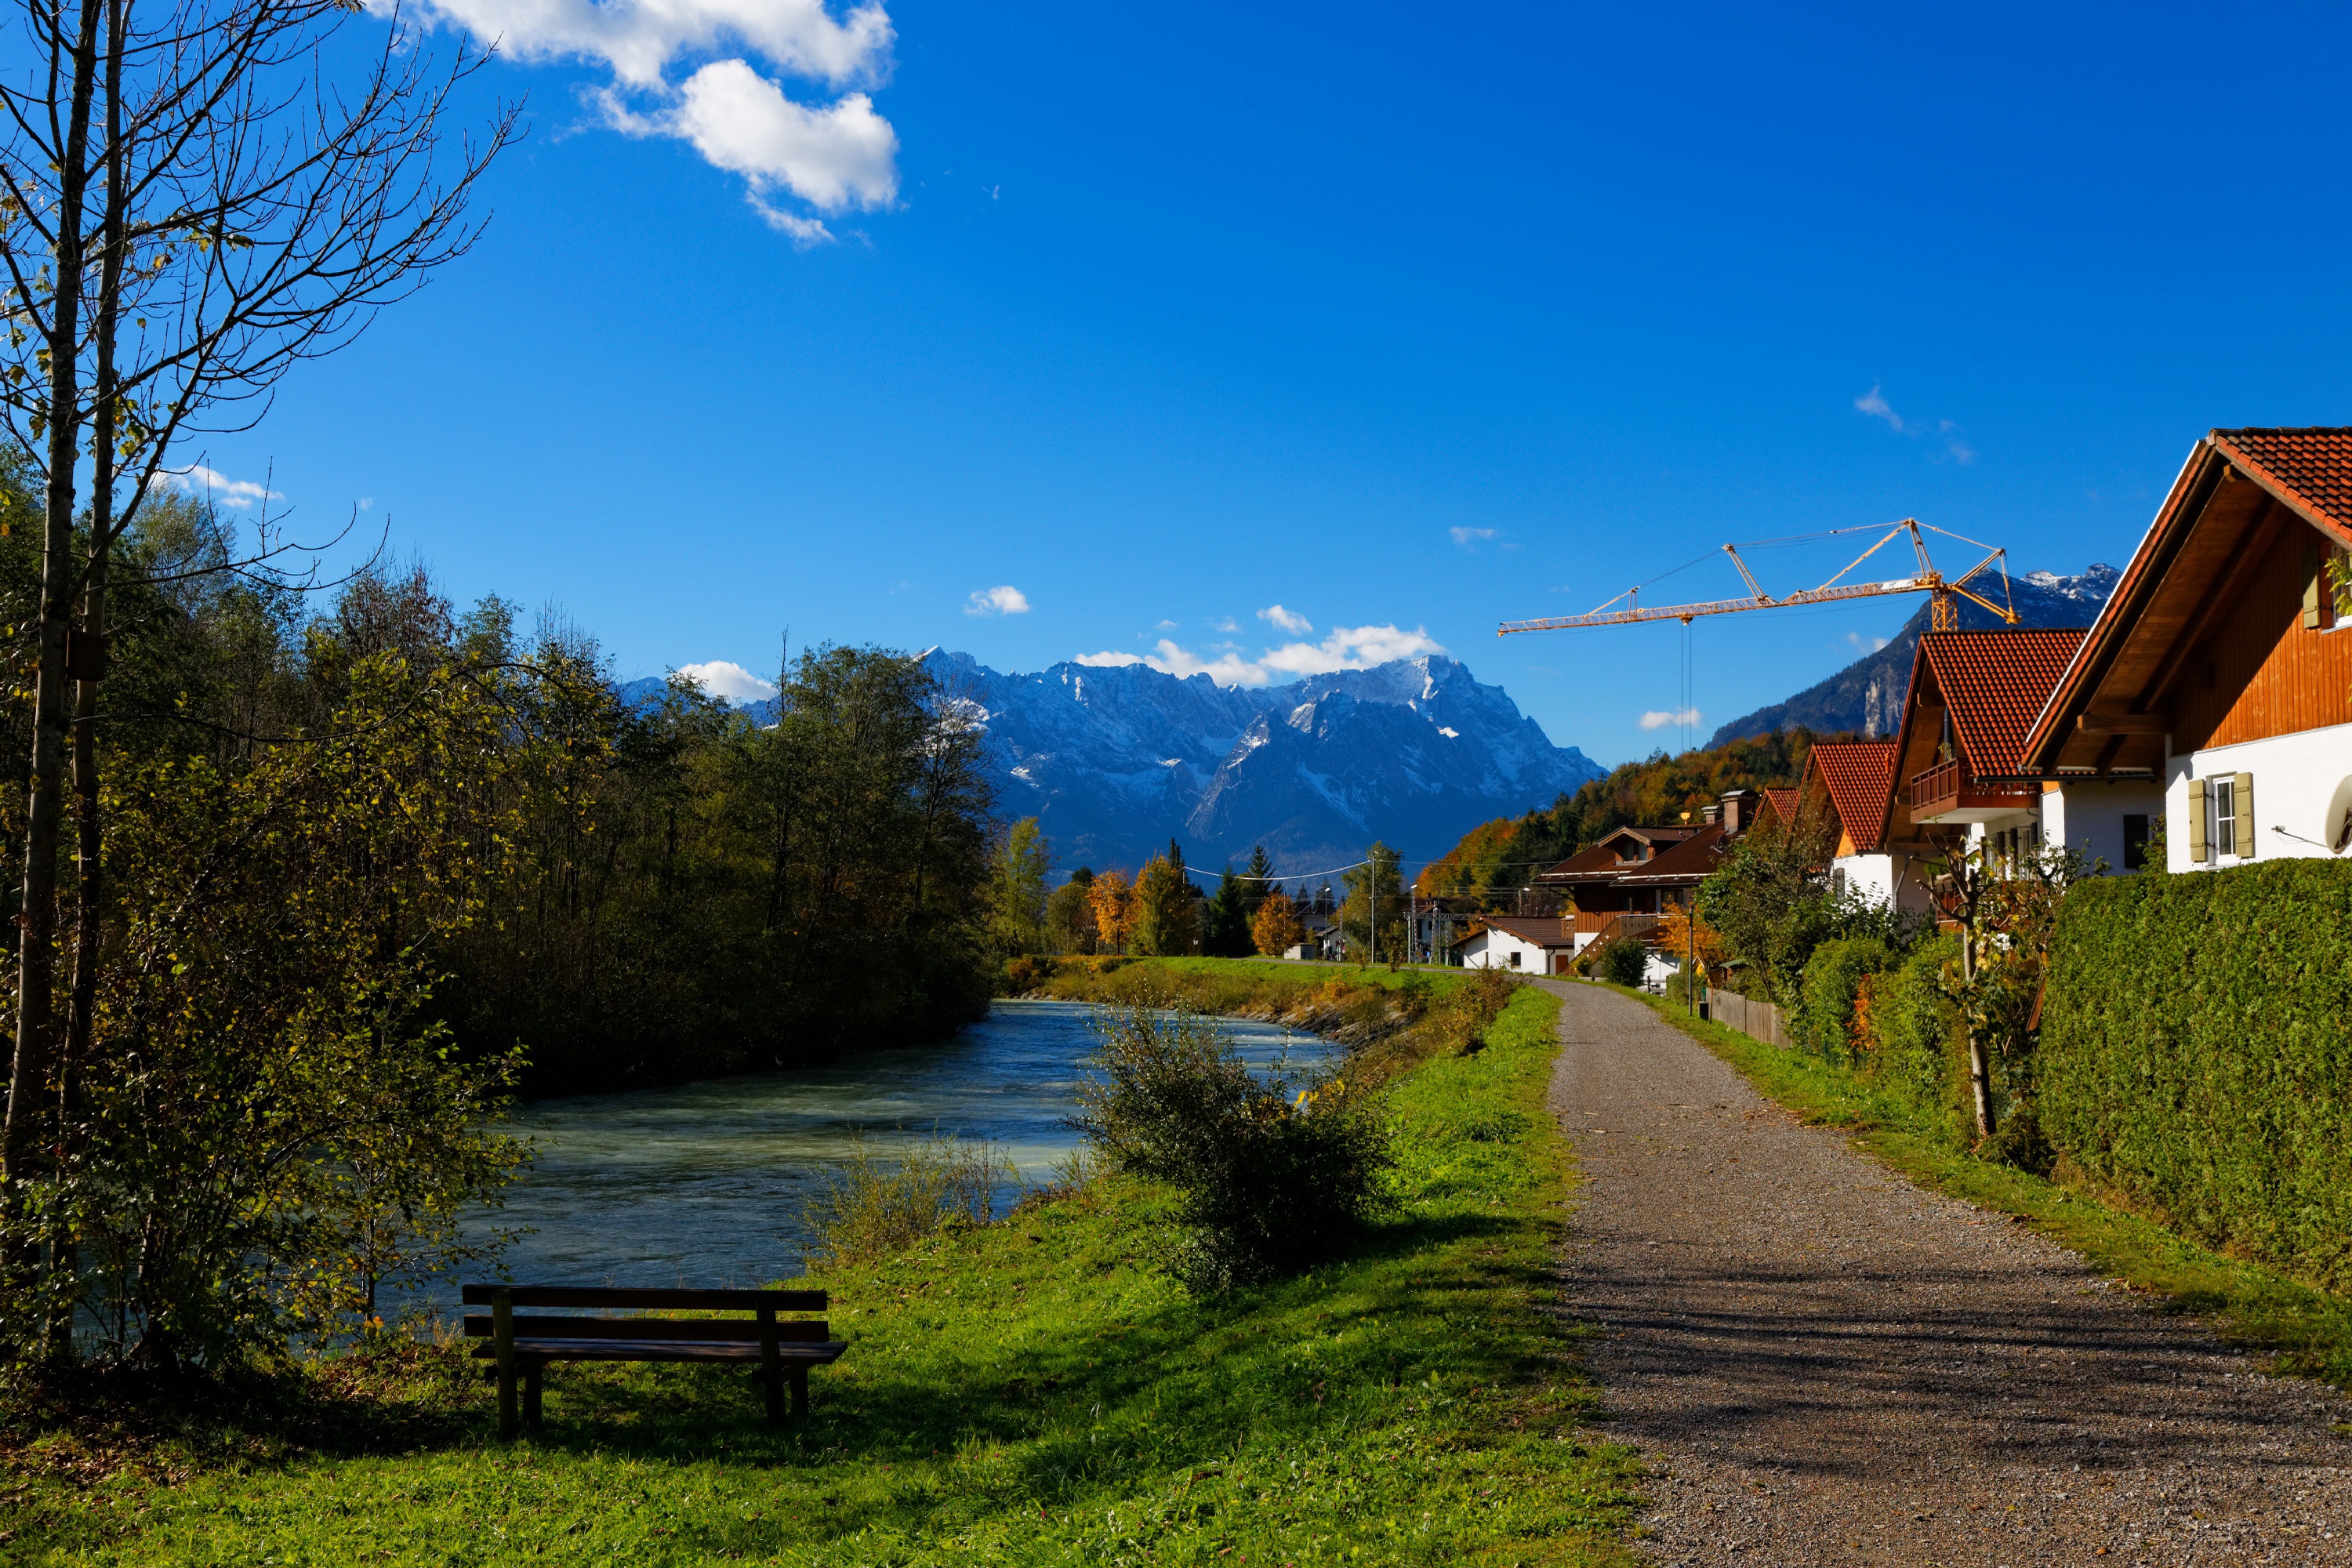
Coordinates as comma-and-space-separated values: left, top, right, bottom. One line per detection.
1154, 619, 1178, 631
1257, 604, 1312, 635
1854, 383, 1904, 433
400, 0, 898, 234
1074, 623, 1448, 690
1449, 526, 1498, 550
153, 463, 283, 510
600, 64, 897, 234
677, 659, 779, 702
1210, 615, 1237, 633
1639, 707, 1702, 730
964, 585, 1030, 616
1846, 631, 1890, 653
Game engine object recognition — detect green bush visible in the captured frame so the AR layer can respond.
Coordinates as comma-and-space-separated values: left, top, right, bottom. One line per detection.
1599, 939, 1648, 989
2039, 858, 2352, 1293
1793, 936, 1894, 1062
1859, 934, 1965, 1135
1073, 1002, 1393, 1289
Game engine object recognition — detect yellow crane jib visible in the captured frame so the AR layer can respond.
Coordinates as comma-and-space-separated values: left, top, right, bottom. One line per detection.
1497, 519, 2020, 637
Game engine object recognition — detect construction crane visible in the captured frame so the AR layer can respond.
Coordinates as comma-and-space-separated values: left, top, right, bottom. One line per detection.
1497, 519, 2019, 637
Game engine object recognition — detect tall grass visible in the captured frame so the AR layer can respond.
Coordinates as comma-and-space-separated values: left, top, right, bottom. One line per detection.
796, 1135, 1017, 1268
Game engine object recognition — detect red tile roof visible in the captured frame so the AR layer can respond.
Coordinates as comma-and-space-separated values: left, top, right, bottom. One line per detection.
1616, 823, 1728, 884
1809, 741, 1897, 851
2212, 428, 2352, 547
1761, 786, 1801, 826
1534, 826, 1700, 881
1922, 630, 2087, 779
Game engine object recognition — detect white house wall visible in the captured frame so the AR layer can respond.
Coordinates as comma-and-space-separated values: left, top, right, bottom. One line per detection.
2164, 720, 2352, 873
2044, 777, 2167, 875
1461, 931, 1557, 973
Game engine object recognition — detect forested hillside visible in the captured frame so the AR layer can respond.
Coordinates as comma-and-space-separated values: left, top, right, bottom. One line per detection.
1414, 728, 1835, 902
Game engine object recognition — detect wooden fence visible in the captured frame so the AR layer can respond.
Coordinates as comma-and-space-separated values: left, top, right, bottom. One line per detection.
1707, 988, 1787, 1050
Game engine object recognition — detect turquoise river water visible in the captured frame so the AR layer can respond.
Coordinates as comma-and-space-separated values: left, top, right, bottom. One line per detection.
408, 999, 1327, 1311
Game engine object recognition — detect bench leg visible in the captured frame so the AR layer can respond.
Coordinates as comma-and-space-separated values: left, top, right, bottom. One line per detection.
524, 1363, 543, 1429
760, 1360, 784, 1425
789, 1366, 808, 1422
496, 1363, 517, 1441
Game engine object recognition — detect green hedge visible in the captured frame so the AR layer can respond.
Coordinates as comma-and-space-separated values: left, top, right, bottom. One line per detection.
2040, 859, 2352, 1293
1857, 934, 1966, 1138
1793, 936, 1893, 1062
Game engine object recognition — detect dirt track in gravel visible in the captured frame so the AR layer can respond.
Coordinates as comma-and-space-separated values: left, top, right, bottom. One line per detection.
1539, 978, 2352, 1567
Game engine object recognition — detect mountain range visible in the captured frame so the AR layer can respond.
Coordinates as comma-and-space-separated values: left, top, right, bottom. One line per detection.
1707, 564, 2120, 745
921, 652, 1603, 878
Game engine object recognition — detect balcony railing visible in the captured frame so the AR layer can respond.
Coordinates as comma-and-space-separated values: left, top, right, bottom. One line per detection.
1907, 760, 2035, 823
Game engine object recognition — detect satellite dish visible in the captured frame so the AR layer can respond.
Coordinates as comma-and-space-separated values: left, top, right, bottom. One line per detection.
2328, 775, 2352, 854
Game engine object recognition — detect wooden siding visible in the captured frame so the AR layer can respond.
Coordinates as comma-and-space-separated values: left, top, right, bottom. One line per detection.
2173, 514, 2352, 751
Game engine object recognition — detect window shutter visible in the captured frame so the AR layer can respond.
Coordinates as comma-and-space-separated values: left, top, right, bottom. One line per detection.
2186, 779, 2209, 863
2235, 772, 2255, 857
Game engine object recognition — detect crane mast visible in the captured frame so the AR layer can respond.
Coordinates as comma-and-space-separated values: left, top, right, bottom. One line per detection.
1498, 519, 2018, 636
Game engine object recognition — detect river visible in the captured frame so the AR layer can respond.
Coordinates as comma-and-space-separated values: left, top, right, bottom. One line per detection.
408, 999, 1327, 1310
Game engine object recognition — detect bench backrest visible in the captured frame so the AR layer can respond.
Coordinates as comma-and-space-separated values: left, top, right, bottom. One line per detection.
459, 1285, 829, 1343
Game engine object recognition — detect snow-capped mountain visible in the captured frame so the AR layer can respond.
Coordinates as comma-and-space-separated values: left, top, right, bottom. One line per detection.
924, 652, 1604, 877
1708, 564, 2120, 745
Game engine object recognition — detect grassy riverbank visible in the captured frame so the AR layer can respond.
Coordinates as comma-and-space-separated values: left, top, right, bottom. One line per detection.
1610, 980, 2352, 1391
3, 963, 1639, 1566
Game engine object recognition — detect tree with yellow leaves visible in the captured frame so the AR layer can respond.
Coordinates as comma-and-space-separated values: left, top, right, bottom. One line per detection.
1088, 868, 1136, 954
1250, 888, 1308, 956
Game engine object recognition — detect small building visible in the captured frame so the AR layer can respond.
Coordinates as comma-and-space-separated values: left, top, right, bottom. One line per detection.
1454, 916, 1581, 975
2021, 427, 2352, 871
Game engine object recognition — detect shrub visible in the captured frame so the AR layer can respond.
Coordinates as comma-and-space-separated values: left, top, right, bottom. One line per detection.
1003, 954, 1058, 995
1072, 1002, 1392, 1288
1599, 939, 1648, 989
2039, 858, 2352, 1292
1793, 936, 1894, 1062
1855, 933, 1964, 1134
798, 1135, 1016, 1267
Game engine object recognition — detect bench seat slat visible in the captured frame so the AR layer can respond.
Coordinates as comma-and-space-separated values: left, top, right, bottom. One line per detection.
460, 1285, 825, 1311
462, 1315, 829, 1343
471, 1338, 848, 1365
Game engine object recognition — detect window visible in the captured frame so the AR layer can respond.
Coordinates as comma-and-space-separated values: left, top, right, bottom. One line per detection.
2122, 814, 2150, 872
2215, 778, 2236, 857
1507, 949, 1522, 969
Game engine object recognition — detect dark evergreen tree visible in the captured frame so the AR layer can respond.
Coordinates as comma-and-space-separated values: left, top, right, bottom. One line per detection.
1241, 844, 1274, 920
1205, 865, 1254, 956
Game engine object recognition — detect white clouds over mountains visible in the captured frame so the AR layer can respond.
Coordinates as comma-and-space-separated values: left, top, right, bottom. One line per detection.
399, 0, 898, 238
1078, 622, 1446, 689
677, 659, 779, 702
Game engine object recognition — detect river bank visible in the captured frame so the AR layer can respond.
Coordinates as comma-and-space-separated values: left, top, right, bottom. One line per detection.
2, 961, 1641, 1566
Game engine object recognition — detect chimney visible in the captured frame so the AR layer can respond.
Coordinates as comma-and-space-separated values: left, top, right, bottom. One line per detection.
1720, 789, 1752, 835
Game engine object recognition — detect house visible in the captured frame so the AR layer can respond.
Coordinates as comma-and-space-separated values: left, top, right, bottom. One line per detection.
1454, 916, 1582, 975
1533, 824, 1703, 926
1797, 739, 1926, 908
1880, 628, 2089, 885
2020, 427, 2352, 871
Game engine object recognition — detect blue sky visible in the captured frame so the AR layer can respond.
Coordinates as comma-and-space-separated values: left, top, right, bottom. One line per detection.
180, 0, 2352, 766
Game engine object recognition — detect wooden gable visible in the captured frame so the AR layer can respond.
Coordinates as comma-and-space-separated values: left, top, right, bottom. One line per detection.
2025, 431, 2352, 773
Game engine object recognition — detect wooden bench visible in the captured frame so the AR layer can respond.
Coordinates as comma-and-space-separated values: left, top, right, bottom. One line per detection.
459, 1285, 846, 1439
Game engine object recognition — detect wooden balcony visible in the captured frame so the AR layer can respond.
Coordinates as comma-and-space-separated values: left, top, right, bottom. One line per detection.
1907, 760, 2036, 825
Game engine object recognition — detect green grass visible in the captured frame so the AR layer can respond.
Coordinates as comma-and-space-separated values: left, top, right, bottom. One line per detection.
3, 966, 1640, 1566
1604, 979, 2352, 1391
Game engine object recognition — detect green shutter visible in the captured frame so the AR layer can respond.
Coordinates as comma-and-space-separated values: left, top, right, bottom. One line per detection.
2236, 772, 2255, 858
2186, 779, 2209, 863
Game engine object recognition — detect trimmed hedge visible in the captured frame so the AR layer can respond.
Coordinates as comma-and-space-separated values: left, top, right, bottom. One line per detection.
1855, 934, 1966, 1138
1793, 936, 1893, 1062
2040, 858, 2352, 1293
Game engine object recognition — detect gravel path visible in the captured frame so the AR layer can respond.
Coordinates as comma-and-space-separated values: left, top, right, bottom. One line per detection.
1540, 978, 2352, 1567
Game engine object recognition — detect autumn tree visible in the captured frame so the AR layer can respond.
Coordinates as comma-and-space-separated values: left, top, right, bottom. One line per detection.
1088, 869, 1136, 955
1250, 888, 1308, 956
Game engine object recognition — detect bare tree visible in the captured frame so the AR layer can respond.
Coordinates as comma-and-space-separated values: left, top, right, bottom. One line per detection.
0, 0, 516, 1188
